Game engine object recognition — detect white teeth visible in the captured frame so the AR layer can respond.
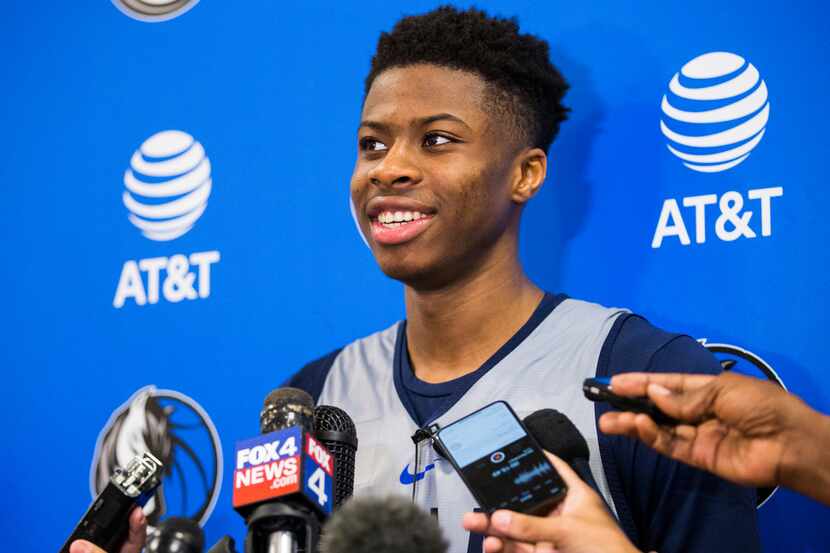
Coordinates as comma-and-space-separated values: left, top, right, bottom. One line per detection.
377, 210, 427, 226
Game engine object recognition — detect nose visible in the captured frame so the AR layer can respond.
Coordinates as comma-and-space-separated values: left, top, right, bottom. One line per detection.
367, 142, 423, 189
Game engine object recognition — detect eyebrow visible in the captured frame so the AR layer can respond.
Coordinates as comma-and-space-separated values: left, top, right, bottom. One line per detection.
358, 113, 472, 132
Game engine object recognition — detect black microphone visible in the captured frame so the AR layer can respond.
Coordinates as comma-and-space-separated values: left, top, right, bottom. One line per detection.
234, 387, 331, 553
319, 495, 448, 553
314, 405, 358, 509
260, 387, 316, 434
60, 452, 163, 553
523, 409, 607, 505
146, 517, 204, 553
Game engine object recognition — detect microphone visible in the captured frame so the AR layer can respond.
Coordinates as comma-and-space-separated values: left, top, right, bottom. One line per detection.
233, 387, 334, 553
523, 409, 606, 501
146, 517, 204, 553
319, 495, 448, 553
260, 388, 316, 435
60, 451, 163, 553
314, 405, 358, 508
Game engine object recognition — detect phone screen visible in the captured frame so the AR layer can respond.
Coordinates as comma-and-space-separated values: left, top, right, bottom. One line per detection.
437, 401, 566, 513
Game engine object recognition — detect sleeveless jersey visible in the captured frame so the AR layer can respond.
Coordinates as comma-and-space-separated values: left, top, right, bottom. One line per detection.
317, 298, 621, 552
287, 296, 761, 553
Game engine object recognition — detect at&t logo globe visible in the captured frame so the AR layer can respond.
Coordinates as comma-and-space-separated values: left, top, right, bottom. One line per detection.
113, 130, 220, 309
651, 51, 783, 249
660, 51, 769, 173
123, 130, 212, 241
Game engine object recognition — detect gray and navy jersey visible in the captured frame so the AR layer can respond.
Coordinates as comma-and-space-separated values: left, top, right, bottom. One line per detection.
287, 294, 760, 553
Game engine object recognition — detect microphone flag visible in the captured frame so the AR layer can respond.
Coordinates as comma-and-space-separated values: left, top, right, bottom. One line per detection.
232, 426, 333, 515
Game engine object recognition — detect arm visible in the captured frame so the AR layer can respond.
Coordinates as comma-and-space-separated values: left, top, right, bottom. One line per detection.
600, 370, 830, 506
598, 317, 760, 552
462, 452, 641, 553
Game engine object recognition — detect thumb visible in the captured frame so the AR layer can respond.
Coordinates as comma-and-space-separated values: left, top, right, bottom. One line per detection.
121, 507, 147, 553
69, 541, 106, 553
544, 451, 587, 492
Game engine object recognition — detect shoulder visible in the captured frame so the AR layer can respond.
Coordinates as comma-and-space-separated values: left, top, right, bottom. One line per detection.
283, 348, 343, 403
593, 313, 759, 551
598, 313, 721, 377
554, 297, 629, 327
283, 322, 402, 403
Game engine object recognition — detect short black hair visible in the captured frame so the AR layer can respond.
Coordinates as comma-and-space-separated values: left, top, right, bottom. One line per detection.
365, 5, 570, 152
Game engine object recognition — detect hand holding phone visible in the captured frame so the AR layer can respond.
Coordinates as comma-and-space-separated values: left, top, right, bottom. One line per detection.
583, 377, 679, 426
430, 401, 567, 514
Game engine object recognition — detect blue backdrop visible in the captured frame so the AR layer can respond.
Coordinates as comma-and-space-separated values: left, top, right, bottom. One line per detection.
2, 1, 828, 551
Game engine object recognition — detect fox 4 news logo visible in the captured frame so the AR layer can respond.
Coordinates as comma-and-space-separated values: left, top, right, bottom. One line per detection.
233, 427, 333, 514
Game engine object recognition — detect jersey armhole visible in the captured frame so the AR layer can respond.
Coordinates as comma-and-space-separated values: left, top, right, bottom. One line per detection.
594, 312, 641, 544
284, 348, 343, 403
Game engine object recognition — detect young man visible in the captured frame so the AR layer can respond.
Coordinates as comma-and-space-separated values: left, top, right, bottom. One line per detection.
288, 7, 760, 553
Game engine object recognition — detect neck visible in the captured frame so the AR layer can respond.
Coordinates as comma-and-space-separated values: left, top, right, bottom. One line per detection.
404, 247, 543, 383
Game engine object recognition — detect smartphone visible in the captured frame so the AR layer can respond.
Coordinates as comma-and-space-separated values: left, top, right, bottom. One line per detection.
583, 377, 679, 426
431, 400, 567, 514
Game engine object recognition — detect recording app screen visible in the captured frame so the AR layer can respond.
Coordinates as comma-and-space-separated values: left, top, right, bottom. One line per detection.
440, 402, 565, 513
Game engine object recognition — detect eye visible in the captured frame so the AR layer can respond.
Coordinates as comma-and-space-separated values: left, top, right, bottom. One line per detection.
360, 137, 388, 152
423, 133, 454, 148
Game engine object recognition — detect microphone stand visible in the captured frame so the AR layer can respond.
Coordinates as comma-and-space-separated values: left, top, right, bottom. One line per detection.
244, 502, 321, 553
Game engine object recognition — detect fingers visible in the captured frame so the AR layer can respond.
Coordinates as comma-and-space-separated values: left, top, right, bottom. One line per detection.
122, 507, 147, 553
639, 417, 696, 460
484, 535, 550, 553
610, 372, 714, 397
600, 411, 690, 455
607, 373, 719, 424
464, 509, 557, 553
463, 511, 490, 533
491, 509, 566, 544
484, 535, 505, 553
68, 508, 146, 553
601, 410, 706, 469
600, 411, 654, 439
464, 454, 586, 551
464, 508, 565, 545
544, 452, 581, 490
69, 541, 106, 553
651, 378, 726, 424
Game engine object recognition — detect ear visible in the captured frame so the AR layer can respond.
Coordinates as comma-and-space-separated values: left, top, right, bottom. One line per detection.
510, 148, 547, 204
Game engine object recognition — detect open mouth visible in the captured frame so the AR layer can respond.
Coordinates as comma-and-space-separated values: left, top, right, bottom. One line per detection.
375, 210, 428, 228
369, 210, 434, 245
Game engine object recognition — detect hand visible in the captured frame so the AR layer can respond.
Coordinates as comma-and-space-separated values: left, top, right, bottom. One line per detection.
599, 371, 830, 504
69, 507, 147, 553
462, 452, 639, 553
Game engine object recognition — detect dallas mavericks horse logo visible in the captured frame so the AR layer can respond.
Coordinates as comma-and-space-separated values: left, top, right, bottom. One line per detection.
699, 339, 784, 508
90, 386, 223, 526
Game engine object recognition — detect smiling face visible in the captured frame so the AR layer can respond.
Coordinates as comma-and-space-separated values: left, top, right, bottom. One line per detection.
351, 64, 544, 289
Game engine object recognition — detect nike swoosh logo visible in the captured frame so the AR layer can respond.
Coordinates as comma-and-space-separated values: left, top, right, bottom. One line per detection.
399, 462, 436, 485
